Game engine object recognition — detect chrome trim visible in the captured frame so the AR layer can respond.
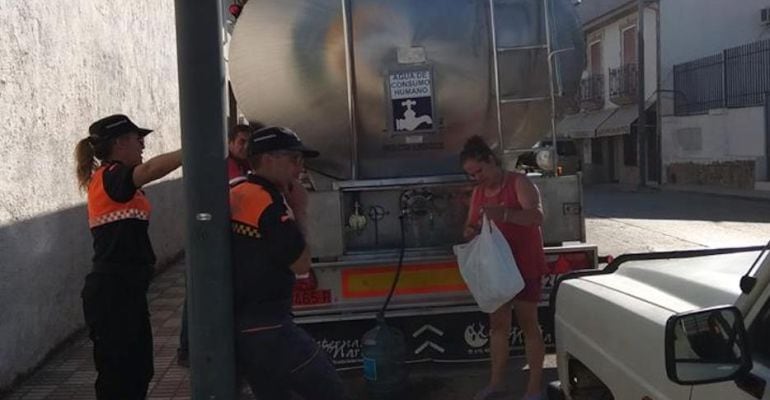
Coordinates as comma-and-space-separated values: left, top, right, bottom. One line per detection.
341, 0, 359, 180
332, 174, 469, 190
497, 44, 548, 52
500, 96, 551, 104
488, 0, 504, 150
314, 252, 455, 268
311, 243, 598, 268
544, 0, 559, 169
294, 302, 480, 323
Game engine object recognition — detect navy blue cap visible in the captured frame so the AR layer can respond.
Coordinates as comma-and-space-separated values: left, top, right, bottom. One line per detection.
89, 114, 152, 143
247, 126, 320, 158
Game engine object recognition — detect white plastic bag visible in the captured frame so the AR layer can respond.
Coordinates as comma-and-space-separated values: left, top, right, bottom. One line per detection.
453, 214, 524, 313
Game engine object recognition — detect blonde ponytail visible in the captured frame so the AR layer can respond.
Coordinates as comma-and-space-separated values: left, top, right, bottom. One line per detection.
75, 137, 114, 192
75, 138, 97, 192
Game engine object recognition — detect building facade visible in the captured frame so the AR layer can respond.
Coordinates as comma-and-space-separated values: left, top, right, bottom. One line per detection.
560, 0, 660, 185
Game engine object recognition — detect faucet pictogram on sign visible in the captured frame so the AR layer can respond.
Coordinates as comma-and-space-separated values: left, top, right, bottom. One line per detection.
396, 99, 433, 131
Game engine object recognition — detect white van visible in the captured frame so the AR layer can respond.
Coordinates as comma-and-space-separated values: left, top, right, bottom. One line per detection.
549, 245, 770, 400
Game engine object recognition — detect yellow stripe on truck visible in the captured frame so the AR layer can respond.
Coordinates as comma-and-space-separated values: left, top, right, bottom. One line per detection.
341, 261, 467, 298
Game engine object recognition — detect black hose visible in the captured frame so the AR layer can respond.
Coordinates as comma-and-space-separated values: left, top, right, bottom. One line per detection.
378, 213, 406, 321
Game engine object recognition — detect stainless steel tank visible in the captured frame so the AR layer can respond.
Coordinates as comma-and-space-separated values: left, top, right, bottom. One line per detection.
229, 0, 584, 180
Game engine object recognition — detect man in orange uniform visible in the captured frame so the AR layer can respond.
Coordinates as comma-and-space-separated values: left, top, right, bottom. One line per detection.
230, 126, 348, 399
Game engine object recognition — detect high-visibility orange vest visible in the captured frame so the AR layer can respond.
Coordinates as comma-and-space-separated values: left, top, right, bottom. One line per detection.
87, 164, 152, 229
230, 180, 274, 239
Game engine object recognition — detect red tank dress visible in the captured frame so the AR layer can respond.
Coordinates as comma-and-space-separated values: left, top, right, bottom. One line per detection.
468, 172, 547, 302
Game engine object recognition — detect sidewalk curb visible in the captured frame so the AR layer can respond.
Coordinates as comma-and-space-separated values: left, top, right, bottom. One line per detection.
661, 184, 770, 202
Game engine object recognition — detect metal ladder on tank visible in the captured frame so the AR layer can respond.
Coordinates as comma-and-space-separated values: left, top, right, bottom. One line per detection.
488, 0, 562, 171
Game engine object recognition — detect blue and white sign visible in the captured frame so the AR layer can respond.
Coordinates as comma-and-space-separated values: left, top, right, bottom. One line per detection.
388, 68, 435, 133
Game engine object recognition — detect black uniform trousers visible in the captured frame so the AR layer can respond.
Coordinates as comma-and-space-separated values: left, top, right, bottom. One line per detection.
82, 271, 154, 400
236, 320, 348, 400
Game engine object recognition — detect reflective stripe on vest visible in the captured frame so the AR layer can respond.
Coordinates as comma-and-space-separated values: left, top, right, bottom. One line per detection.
229, 181, 273, 239
87, 165, 152, 228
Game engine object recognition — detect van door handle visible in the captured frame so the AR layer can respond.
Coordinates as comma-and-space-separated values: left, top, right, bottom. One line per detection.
735, 373, 766, 399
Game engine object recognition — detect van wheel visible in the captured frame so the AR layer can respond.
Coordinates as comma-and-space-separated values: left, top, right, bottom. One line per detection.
568, 358, 614, 400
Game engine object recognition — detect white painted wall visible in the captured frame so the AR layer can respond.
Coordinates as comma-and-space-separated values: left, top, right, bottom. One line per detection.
0, 0, 183, 388
659, 0, 770, 182
662, 106, 766, 164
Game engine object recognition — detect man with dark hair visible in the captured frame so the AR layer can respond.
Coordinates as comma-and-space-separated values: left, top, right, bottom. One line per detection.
227, 122, 265, 182
230, 126, 348, 399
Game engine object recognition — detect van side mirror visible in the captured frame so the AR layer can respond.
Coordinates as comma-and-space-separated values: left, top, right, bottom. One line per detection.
665, 306, 752, 385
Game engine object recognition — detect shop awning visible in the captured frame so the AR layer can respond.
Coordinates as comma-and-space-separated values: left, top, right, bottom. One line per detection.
556, 109, 615, 139
596, 105, 638, 137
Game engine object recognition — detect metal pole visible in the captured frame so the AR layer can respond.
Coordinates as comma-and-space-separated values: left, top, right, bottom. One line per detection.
722, 50, 728, 108
637, 0, 647, 187
543, 0, 559, 173
174, 0, 237, 398
488, 0, 505, 150
655, 4, 662, 184
766, 94, 770, 179
341, 0, 359, 180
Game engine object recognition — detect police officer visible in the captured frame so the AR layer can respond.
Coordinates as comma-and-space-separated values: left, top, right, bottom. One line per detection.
74, 114, 182, 399
230, 126, 348, 399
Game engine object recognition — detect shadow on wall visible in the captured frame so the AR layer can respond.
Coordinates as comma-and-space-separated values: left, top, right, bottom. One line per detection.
0, 178, 185, 391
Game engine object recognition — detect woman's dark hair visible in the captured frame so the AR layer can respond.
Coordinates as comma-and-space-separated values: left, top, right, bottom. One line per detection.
460, 135, 500, 166
74, 137, 115, 192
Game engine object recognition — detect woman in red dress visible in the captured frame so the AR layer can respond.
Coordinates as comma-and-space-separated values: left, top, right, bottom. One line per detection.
461, 135, 547, 400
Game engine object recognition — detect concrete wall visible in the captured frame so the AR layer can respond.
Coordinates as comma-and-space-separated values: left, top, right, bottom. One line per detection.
662, 106, 767, 186
0, 1, 183, 389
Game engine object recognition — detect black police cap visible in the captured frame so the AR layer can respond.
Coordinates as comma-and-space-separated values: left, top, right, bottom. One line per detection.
89, 114, 152, 143
247, 126, 320, 158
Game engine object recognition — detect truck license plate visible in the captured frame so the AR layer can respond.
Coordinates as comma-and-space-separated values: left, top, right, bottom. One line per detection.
293, 289, 332, 306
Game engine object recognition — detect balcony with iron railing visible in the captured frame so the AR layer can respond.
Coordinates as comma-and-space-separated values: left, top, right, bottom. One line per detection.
579, 73, 605, 111
609, 63, 638, 106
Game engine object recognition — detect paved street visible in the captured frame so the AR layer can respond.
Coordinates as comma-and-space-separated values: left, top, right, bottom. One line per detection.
585, 186, 770, 256
4, 186, 770, 399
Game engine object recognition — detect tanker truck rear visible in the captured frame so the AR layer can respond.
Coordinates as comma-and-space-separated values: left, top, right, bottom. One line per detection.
226, 0, 596, 367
